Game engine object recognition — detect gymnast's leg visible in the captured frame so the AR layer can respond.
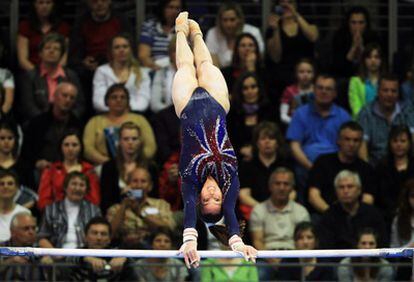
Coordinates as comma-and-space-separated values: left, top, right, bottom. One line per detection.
189, 19, 230, 113
172, 12, 198, 118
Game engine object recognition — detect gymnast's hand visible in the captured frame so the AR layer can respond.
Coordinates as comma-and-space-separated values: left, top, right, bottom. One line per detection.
229, 235, 258, 263
178, 228, 200, 268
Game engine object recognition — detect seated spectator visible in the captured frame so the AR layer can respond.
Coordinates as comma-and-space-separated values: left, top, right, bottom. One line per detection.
17, 0, 69, 71
358, 74, 414, 165
0, 121, 34, 189
69, 0, 132, 111
38, 172, 101, 255
68, 216, 137, 281
0, 212, 45, 281
221, 33, 264, 92
106, 167, 175, 249
100, 121, 158, 213
138, 0, 183, 70
19, 33, 84, 122
349, 43, 386, 119
135, 228, 187, 281
280, 58, 315, 125
239, 122, 292, 219
227, 72, 274, 160
272, 222, 335, 281
308, 121, 375, 215
20, 81, 83, 173
205, 1, 264, 68
332, 6, 381, 78
158, 148, 182, 212
287, 74, 350, 202
318, 170, 386, 249
338, 228, 394, 281
201, 244, 259, 282
0, 170, 31, 241
250, 167, 310, 250
93, 33, 151, 113
376, 125, 414, 227
151, 105, 180, 164
38, 130, 100, 211
83, 83, 156, 165
150, 36, 177, 113
265, 0, 318, 97
0, 67, 14, 114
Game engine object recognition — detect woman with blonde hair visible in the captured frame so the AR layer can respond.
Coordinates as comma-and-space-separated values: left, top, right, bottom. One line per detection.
93, 33, 151, 113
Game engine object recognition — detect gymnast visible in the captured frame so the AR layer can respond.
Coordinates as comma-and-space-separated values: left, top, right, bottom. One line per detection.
173, 12, 258, 268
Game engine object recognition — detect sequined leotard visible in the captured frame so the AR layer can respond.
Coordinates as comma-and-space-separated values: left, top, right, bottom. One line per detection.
179, 87, 240, 236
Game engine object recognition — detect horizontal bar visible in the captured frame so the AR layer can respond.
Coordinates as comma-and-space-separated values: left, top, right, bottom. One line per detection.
1, 247, 413, 259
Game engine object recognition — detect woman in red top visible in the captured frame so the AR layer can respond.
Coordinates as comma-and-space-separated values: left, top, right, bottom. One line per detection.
17, 0, 70, 71
37, 130, 100, 211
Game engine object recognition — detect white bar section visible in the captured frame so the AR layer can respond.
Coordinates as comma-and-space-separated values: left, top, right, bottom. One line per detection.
1, 247, 413, 259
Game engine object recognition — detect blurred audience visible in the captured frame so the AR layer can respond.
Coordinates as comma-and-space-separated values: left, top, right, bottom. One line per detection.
158, 148, 182, 211
17, 0, 69, 71
106, 167, 175, 249
205, 1, 264, 68
0, 67, 14, 114
138, 0, 183, 70
93, 33, 151, 113
37, 130, 100, 211
19, 34, 84, 123
83, 83, 156, 165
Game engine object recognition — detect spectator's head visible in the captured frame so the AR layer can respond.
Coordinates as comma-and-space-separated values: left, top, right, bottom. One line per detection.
269, 167, 295, 204
127, 167, 152, 199
274, 0, 298, 18
334, 170, 362, 207
358, 43, 385, 79
63, 171, 90, 203
150, 227, 175, 250
58, 129, 83, 162
88, 0, 112, 20
295, 58, 315, 88
396, 178, 414, 242
104, 83, 130, 115
378, 74, 399, 112
344, 6, 371, 36
232, 72, 265, 105
314, 73, 337, 108
10, 212, 37, 247
356, 228, 378, 249
0, 120, 19, 158
337, 121, 363, 160
29, 0, 59, 27
53, 81, 78, 114
232, 33, 261, 68
387, 124, 413, 162
352, 228, 381, 276
84, 216, 112, 249
168, 35, 177, 67
0, 169, 19, 203
109, 34, 134, 64
157, 0, 183, 26
253, 121, 285, 157
294, 222, 318, 250
216, 2, 244, 37
38, 33, 66, 64
118, 122, 143, 157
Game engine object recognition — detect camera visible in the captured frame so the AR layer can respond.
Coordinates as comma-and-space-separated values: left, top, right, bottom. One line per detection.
274, 5, 284, 16
126, 189, 143, 200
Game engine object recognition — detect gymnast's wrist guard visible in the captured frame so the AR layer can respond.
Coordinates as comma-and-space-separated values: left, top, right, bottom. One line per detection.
183, 228, 198, 243
229, 234, 244, 251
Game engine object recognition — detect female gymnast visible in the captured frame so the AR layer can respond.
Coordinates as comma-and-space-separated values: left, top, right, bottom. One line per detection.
173, 12, 257, 268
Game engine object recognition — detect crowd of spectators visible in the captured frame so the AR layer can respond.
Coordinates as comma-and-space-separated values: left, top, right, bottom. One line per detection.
1, 0, 414, 281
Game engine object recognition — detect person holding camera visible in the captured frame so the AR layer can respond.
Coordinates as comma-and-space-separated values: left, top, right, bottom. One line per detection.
266, 0, 318, 101
106, 166, 175, 249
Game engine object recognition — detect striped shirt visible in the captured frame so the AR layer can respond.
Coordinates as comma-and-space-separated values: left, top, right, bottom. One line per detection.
139, 18, 173, 61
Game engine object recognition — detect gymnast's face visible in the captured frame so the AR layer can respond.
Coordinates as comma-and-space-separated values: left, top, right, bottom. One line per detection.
200, 177, 223, 214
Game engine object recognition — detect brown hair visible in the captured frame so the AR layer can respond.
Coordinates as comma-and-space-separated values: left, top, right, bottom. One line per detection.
216, 1, 244, 36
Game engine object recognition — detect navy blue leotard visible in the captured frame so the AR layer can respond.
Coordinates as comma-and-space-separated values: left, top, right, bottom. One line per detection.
179, 87, 240, 236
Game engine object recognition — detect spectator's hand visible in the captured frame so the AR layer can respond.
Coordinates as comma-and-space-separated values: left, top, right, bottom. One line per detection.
121, 197, 136, 209
109, 257, 127, 273
85, 257, 107, 273
178, 240, 199, 268
240, 145, 253, 161
35, 159, 51, 171
40, 256, 54, 265
8, 256, 29, 264
167, 164, 179, 183
229, 235, 257, 263
83, 56, 99, 71
267, 14, 280, 30
245, 52, 257, 71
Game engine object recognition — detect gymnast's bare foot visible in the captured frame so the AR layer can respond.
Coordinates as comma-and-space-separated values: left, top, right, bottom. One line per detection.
189, 19, 203, 41
175, 12, 189, 37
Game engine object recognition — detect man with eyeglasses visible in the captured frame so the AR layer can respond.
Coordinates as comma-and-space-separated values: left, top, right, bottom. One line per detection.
286, 73, 351, 203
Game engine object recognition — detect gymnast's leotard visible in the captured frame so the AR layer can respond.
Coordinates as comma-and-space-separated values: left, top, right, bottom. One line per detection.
179, 87, 240, 236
